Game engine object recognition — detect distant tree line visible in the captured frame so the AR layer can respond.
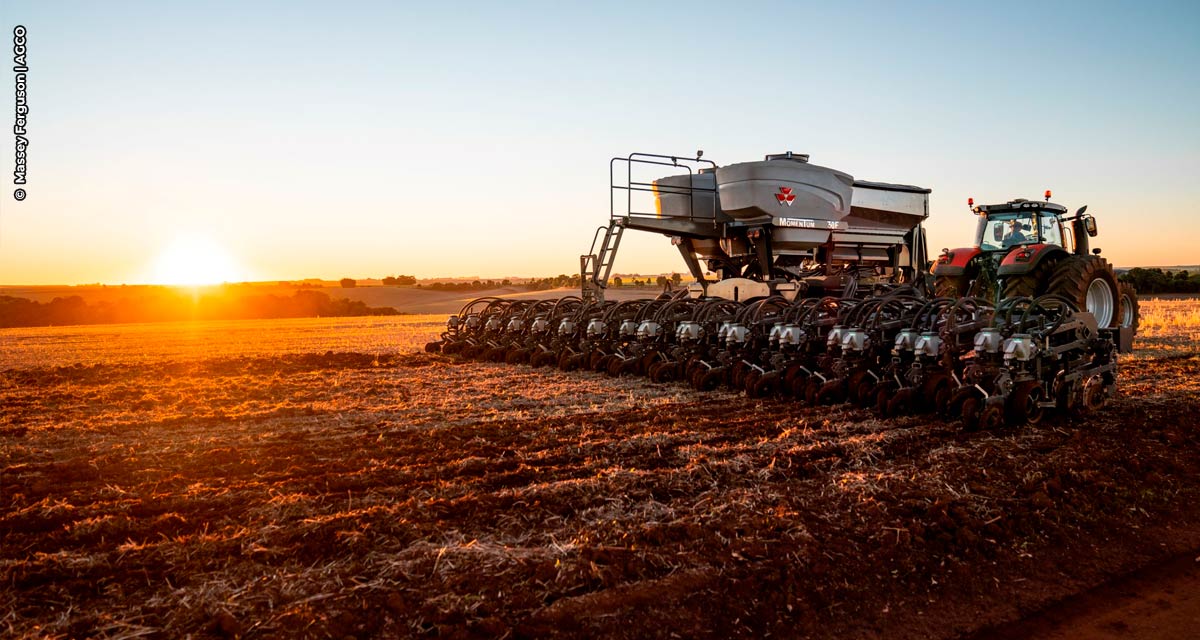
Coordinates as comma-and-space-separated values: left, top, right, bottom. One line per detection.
331, 272, 685, 291
521, 275, 575, 291
419, 279, 515, 292
611, 273, 681, 288
1120, 268, 1200, 294
0, 289, 398, 328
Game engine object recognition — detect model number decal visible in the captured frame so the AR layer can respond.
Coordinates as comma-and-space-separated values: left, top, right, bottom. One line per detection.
778, 217, 844, 230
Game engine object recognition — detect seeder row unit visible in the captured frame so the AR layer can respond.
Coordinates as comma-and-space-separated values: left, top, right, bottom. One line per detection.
424, 290, 1120, 430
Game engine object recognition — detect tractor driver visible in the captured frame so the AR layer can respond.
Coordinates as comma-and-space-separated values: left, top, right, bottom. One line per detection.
1003, 219, 1031, 248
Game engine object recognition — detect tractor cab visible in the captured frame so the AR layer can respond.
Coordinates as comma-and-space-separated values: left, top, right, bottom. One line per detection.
968, 191, 1101, 259
974, 201, 1067, 253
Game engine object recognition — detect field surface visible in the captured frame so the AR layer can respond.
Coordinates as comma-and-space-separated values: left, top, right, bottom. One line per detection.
2, 302, 1199, 638
0, 284, 666, 317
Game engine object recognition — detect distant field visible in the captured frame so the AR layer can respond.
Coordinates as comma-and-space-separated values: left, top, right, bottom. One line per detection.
0, 284, 668, 316
0, 315, 442, 368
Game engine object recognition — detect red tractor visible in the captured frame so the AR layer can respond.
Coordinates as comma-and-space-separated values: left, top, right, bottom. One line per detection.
932, 192, 1138, 342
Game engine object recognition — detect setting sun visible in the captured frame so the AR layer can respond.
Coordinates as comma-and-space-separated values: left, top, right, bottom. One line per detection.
147, 235, 244, 285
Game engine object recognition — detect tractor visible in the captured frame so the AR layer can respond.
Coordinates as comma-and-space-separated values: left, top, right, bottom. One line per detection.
931, 192, 1138, 349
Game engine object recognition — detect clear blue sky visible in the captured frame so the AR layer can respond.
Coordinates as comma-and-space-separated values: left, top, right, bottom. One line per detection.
1, 0, 1197, 284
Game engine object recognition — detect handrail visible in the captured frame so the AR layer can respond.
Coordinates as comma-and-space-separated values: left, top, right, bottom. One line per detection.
609, 152, 718, 223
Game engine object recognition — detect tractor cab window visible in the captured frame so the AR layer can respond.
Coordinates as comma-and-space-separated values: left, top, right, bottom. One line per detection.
979, 212, 1037, 251
1038, 212, 1063, 247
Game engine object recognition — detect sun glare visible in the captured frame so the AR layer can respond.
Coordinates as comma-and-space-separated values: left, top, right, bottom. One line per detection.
148, 235, 243, 285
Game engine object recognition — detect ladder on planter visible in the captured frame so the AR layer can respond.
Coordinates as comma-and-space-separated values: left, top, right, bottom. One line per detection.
580, 219, 625, 303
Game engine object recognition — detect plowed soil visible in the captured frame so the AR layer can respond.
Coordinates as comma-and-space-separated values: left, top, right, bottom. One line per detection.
2, 312, 1199, 638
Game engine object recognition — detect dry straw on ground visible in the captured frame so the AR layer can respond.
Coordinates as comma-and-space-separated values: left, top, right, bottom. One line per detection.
1, 299, 1198, 638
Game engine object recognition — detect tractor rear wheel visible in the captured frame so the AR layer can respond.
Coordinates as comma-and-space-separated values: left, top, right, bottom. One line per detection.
934, 275, 970, 298
1118, 282, 1140, 333
1046, 255, 1120, 327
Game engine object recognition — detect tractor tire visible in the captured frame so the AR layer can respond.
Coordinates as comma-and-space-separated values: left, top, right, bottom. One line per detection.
1001, 256, 1061, 300
1045, 255, 1120, 328
1118, 282, 1140, 333
934, 275, 970, 298
424, 341, 442, 353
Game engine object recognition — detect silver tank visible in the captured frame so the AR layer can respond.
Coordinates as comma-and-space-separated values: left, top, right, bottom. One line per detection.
653, 169, 724, 221
716, 153, 853, 254
715, 153, 853, 224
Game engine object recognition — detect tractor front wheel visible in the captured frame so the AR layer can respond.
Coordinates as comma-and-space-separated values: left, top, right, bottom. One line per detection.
934, 275, 970, 298
1001, 255, 1060, 300
1118, 282, 1140, 333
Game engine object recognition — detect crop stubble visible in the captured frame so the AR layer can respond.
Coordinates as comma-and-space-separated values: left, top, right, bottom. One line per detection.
1, 301, 1199, 638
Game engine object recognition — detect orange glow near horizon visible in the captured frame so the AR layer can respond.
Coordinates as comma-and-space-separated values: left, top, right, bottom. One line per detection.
145, 235, 245, 286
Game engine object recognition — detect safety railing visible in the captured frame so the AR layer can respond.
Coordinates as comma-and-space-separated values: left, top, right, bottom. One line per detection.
609, 152, 718, 223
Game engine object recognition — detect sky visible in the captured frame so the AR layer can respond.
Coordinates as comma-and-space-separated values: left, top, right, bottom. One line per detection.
0, 0, 1197, 285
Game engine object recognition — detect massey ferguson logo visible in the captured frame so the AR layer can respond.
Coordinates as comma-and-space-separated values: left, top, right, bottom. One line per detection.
775, 186, 796, 206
